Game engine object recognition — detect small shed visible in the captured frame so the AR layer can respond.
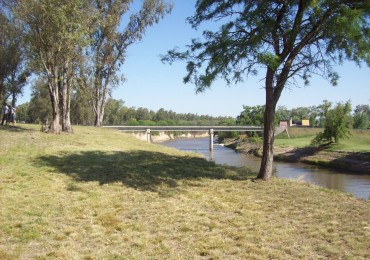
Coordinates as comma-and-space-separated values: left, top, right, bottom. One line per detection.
302, 119, 310, 126
279, 119, 293, 128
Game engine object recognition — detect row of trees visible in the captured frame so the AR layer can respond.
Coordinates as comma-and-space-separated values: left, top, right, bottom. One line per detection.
16, 79, 235, 126
236, 101, 370, 129
0, 0, 172, 133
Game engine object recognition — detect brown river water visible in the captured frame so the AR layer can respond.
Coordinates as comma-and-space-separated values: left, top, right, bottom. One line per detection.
161, 138, 370, 200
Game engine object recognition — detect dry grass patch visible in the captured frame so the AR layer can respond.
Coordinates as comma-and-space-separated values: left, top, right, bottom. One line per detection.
0, 125, 369, 259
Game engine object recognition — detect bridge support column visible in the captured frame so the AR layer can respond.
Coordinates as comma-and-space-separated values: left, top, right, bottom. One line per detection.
146, 128, 151, 143
209, 128, 214, 151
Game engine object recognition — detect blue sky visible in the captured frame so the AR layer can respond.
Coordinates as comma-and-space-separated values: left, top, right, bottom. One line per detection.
19, 1, 370, 117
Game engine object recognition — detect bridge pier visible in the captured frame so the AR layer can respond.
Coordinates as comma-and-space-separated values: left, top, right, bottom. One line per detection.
209, 128, 214, 151
146, 128, 151, 143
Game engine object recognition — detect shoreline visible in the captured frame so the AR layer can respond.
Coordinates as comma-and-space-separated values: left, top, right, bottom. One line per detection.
223, 137, 370, 175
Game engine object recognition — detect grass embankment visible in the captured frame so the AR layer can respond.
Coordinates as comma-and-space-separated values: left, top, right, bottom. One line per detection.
0, 125, 369, 259
274, 128, 370, 173
275, 128, 370, 152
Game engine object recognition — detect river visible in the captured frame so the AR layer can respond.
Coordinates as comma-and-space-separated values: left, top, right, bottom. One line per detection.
161, 137, 370, 200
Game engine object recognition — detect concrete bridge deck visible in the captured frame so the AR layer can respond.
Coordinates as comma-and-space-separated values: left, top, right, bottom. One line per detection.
104, 125, 263, 151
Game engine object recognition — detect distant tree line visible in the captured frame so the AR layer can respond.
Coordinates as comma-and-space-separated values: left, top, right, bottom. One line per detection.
236, 100, 370, 130
15, 79, 235, 126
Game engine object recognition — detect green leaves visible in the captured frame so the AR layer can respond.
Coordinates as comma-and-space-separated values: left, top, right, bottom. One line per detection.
312, 101, 353, 145
257, 53, 281, 70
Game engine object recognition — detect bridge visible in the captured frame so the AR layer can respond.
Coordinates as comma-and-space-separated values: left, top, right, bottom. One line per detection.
104, 125, 263, 151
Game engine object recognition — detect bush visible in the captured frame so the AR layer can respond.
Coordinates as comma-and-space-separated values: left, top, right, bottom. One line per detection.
311, 101, 353, 145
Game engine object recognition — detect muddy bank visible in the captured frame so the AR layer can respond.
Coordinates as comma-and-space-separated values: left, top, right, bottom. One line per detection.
224, 137, 370, 174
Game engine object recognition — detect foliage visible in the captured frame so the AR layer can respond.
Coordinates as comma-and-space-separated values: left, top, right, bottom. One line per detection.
27, 78, 52, 124
162, 0, 370, 180
236, 105, 265, 126
70, 87, 94, 125
15, 102, 29, 122
353, 104, 370, 129
0, 8, 28, 106
86, 0, 173, 127
14, 0, 95, 133
312, 101, 353, 145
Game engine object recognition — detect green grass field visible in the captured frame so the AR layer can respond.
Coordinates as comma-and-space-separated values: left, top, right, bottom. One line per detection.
275, 127, 370, 152
0, 125, 369, 259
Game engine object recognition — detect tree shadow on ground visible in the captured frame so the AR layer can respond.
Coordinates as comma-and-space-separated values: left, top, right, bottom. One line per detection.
0, 125, 34, 133
275, 146, 319, 162
36, 150, 255, 192
325, 152, 370, 175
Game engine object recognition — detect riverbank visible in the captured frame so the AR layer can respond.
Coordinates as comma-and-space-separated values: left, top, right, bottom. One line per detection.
0, 125, 369, 258
223, 129, 370, 174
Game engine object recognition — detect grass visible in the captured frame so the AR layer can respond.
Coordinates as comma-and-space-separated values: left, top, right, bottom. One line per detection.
275, 127, 370, 152
0, 124, 369, 259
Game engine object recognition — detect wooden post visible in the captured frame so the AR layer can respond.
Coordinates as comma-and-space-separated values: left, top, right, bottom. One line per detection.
146, 128, 151, 143
209, 128, 214, 151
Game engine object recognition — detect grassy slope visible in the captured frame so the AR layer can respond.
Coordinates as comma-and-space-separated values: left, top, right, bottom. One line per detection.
0, 125, 369, 259
275, 128, 370, 152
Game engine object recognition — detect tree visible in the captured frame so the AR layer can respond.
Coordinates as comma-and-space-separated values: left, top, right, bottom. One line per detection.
237, 105, 265, 126
275, 106, 291, 125
163, 1, 370, 180
291, 107, 311, 122
27, 77, 52, 124
353, 104, 370, 129
70, 87, 94, 125
86, 0, 172, 127
312, 101, 353, 144
104, 98, 126, 125
14, 0, 94, 133
0, 8, 28, 106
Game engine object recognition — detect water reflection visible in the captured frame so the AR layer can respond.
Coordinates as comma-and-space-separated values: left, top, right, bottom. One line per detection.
161, 138, 370, 200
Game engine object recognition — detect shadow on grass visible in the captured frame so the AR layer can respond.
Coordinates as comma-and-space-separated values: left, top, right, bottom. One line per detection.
36, 150, 255, 192
0, 125, 34, 132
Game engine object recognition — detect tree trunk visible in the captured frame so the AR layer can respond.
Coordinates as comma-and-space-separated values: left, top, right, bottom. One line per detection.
93, 77, 108, 127
93, 100, 101, 127
257, 68, 277, 180
48, 79, 60, 134
93, 100, 106, 127
60, 63, 73, 133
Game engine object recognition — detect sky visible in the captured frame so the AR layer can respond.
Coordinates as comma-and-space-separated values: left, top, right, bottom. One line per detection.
19, 1, 370, 118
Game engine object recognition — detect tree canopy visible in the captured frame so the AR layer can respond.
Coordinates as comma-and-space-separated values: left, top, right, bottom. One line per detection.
163, 0, 370, 180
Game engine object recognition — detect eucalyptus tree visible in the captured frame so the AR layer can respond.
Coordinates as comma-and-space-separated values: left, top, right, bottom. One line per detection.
87, 0, 172, 127
163, 0, 370, 180
0, 9, 28, 106
14, 0, 94, 133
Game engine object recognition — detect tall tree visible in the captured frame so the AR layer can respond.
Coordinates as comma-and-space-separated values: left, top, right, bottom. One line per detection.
88, 0, 172, 127
0, 8, 28, 106
163, 0, 370, 180
14, 0, 94, 133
